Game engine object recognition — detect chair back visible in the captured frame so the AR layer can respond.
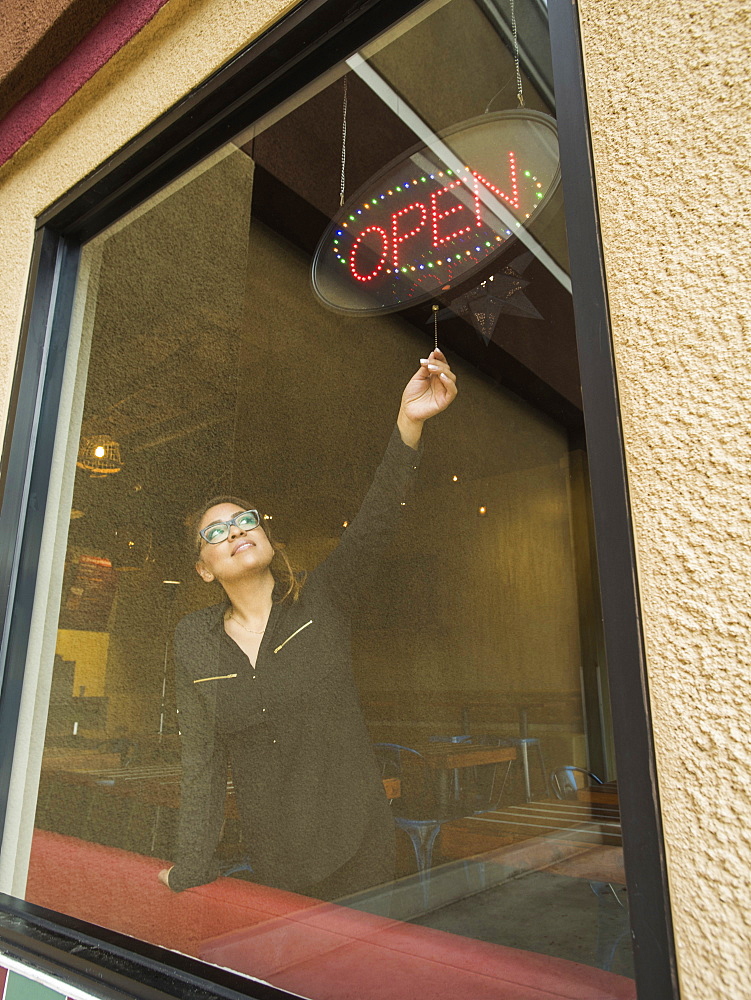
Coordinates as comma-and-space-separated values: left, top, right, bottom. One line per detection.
373, 743, 443, 818
550, 765, 603, 800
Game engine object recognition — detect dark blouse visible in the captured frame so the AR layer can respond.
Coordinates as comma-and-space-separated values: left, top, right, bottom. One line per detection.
168, 426, 421, 892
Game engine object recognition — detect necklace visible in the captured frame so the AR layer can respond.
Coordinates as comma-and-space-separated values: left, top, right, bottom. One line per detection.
226, 608, 267, 634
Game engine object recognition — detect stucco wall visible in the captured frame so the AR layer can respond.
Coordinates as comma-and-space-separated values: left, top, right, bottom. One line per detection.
0, 0, 749, 995
577, 2, 751, 997
0, 0, 119, 120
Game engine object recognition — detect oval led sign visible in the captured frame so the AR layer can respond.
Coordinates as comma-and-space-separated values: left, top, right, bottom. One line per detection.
312, 110, 561, 316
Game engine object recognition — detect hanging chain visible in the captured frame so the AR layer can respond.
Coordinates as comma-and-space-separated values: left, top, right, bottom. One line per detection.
483, 0, 525, 112
511, 0, 525, 107
339, 74, 348, 206
433, 304, 439, 352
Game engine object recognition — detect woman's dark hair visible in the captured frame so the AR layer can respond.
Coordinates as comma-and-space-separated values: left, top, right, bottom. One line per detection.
186, 495, 304, 603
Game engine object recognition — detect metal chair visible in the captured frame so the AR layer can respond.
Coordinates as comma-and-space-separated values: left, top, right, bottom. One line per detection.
374, 742, 468, 908
551, 764, 627, 968
550, 765, 603, 801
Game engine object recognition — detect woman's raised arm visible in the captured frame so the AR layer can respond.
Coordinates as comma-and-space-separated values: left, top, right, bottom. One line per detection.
310, 350, 457, 607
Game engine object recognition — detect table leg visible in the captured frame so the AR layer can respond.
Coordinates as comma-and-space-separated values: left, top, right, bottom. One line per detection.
436, 769, 451, 811
520, 741, 532, 802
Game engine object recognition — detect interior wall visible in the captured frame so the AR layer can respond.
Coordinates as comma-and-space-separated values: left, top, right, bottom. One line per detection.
78, 198, 584, 745
55, 630, 109, 697
229, 221, 583, 744
577, 1, 750, 997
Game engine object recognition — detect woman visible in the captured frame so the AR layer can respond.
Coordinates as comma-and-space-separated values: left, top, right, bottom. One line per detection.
158, 349, 457, 898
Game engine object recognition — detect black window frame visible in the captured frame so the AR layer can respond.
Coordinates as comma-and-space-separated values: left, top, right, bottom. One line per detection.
0, 1, 679, 998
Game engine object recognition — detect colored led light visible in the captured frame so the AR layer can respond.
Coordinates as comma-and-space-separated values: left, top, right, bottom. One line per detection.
471, 153, 520, 218
349, 225, 389, 282
431, 179, 472, 248
392, 201, 428, 269
326, 149, 547, 302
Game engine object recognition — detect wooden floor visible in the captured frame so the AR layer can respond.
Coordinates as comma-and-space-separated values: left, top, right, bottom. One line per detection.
440, 798, 622, 860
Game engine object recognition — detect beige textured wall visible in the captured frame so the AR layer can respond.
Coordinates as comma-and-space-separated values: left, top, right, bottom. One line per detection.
1, 0, 749, 992
0, 0, 296, 434
577, 1, 751, 997
0, 0, 121, 119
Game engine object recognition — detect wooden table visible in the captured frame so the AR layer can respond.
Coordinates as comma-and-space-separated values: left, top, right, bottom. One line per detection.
577, 780, 619, 807
411, 743, 517, 811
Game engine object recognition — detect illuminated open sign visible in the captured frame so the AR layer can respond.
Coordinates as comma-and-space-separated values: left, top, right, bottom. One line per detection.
312, 110, 561, 316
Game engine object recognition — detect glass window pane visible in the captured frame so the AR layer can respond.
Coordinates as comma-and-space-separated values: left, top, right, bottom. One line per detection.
6, 1, 636, 996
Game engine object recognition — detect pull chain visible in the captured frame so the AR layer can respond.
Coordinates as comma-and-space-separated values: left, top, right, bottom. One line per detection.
432, 304, 439, 352
339, 75, 348, 206
511, 0, 525, 107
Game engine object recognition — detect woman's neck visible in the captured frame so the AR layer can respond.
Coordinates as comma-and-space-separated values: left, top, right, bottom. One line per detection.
223, 568, 275, 623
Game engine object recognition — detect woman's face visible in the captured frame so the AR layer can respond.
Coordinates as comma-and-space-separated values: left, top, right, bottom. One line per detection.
195, 503, 274, 585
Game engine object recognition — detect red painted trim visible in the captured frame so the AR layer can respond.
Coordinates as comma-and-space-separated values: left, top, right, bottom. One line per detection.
0, 0, 172, 168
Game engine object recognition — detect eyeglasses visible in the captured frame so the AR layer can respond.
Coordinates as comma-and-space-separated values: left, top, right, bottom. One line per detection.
199, 509, 261, 545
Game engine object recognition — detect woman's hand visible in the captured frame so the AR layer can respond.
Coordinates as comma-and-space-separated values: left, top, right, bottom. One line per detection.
157, 867, 173, 888
397, 349, 458, 448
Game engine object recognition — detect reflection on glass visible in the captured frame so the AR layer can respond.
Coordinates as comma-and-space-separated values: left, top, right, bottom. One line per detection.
19, 0, 634, 997
312, 110, 564, 314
